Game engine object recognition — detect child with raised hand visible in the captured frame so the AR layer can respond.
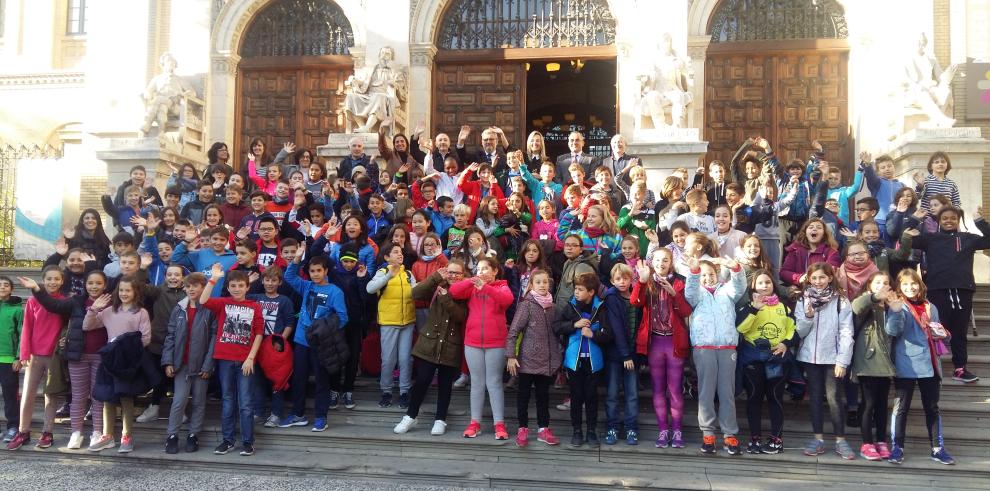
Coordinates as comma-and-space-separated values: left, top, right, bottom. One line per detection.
162, 272, 216, 454
602, 264, 640, 446
913, 151, 960, 212
83, 277, 152, 453
683, 255, 746, 455
248, 156, 283, 195
709, 204, 747, 258
557, 203, 622, 260
505, 269, 562, 447
499, 192, 531, 259
850, 272, 896, 462
631, 250, 691, 449
674, 231, 719, 279
884, 269, 955, 465
795, 263, 855, 460
780, 217, 841, 290
246, 267, 296, 427
325, 244, 371, 411
675, 189, 715, 235
839, 219, 913, 274
0, 277, 22, 444
136, 263, 187, 424
167, 163, 201, 209
736, 270, 797, 455
200, 264, 264, 456
367, 243, 417, 410
861, 155, 904, 240
617, 181, 657, 257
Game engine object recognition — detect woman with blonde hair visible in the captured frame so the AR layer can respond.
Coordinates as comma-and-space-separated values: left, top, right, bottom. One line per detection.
525, 131, 549, 173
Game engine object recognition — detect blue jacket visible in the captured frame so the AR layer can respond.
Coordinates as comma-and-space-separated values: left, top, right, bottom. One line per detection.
140, 233, 168, 286
170, 243, 237, 297
310, 236, 377, 272
862, 163, 904, 225
285, 262, 348, 347
603, 287, 636, 362
884, 302, 941, 379
428, 209, 455, 239
553, 296, 606, 373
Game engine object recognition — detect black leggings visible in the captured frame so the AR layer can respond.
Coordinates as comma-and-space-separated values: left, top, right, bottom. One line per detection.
406, 358, 458, 421
329, 323, 363, 393
804, 363, 845, 437
567, 359, 599, 432
858, 376, 891, 444
891, 377, 942, 448
742, 363, 785, 439
927, 289, 973, 370
0, 363, 18, 430
517, 373, 552, 429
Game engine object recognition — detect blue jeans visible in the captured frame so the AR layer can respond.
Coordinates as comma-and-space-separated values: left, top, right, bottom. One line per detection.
290, 343, 331, 418
605, 359, 639, 432
217, 360, 255, 445
252, 365, 285, 418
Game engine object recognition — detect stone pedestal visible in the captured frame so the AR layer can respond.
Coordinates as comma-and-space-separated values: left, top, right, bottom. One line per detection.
317, 132, 378, 178
883, 127, 990, 282
94, 133, 208, 191
627, 131, 708, 187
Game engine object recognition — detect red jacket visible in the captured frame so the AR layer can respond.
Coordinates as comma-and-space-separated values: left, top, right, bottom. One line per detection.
456, 169, 506, 223
412, 255, 449, 308
258, 333, 293, 391
779, 242, 841, 286
630, 277, 692, 358
220, 202, 250, 230
449, 278, 513, 349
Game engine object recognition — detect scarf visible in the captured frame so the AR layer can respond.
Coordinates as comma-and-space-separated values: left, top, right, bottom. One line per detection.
907, 299, 940, 373
420, 254, 438, 262
839, 259, 878, 299
648, 274, 673, 335
866, 240, 885, 258
763, 294, 780, 306
585, 226, 605, 238
803, 286, 836, 311
531, 291, 554, 309
272, 195, 290, 206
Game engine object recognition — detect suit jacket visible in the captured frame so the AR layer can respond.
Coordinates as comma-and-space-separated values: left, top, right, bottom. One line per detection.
462, 147, 511, 193
600, 153, 637, 177
555, 152, 598, 184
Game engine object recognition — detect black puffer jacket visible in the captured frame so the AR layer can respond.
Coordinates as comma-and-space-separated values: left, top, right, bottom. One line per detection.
93, 331, 162, 402
305, 313, 348, 375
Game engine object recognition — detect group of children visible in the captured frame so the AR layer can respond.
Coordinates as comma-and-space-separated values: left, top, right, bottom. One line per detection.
0, 130, 981, 467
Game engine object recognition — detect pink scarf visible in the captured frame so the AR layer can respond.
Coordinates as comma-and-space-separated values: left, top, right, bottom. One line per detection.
531, 292, 554, 309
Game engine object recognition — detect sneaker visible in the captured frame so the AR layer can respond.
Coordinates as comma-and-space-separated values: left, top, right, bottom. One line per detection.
165, 434, 179, 454
378, 392, 393, 408
570, 430, 584, 447
453, 373, 469, 388
118, 435, 134, 453
394, 415, 417, 434
655, 430, 670, 448
55, 402, 70, 418
626, 430, 638, 445
846, 409, 860, 428
585, 431, 600, 448
515, 427, 529, 447
136, 404, 159, 423
494, 422, 509, 440
953, 367, 979, 383
724, 435, 741, 455
328, 390, 340, 410
185, 433, 199, 453
6, 431, 29, 450
431, 420, 447, 436
700, 435, 716, 454
240, 443, 255, 456
67, 431, 83, 450
343, 392, 356, 409
860, 443, 881, 461
462, 420, 482, 438
604, 428, 618, 445
89, 432, 101, 447
835, 439, 856, 460
931, 446, 955, 465
263, 414, 280, 428
505, 375, 518, 390
214, 440, 235, 455
88, 435, 115, 452
555, 398, 571, 411
671, 431, 685, 449
803, 438, 826, 456
2, 428, 16, 443
875, 441, 891, 459
398, 393, 410, 410
746, 437, 763, 454
764, 436, 783, 455
36, 432, 53, 449
888, 444, 904, 464
311, 418, 328, 432
537, 427, 559, 446
277, 415, 308, 428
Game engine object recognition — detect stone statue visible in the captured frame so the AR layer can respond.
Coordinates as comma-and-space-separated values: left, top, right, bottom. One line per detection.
141, 53, 196, 136
636, 33, 694, 129
902, 32, 958, 128
344, 46, 407, 135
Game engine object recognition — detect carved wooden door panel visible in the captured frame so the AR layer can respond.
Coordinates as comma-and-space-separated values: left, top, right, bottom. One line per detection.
704, 54, 773, 166
433, 63, 526, 151
298, 68, 349, 152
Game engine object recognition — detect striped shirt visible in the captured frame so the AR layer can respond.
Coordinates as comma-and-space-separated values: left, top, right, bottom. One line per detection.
917, 174, 961, 211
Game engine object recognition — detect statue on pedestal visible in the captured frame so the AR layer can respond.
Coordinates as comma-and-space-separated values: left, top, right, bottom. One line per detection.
636, 33, 694, 130
140, 53, 197, 136
902, 32, 958, 128
344, 46, 407, 136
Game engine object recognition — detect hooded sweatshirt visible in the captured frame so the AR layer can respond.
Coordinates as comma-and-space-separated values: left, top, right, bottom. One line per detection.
0, 297, 23, 363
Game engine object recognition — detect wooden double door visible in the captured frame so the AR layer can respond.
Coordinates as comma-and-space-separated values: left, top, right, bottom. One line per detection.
432, 62, 527, 151
705, 49, 851, 171
236, 62, 352, 167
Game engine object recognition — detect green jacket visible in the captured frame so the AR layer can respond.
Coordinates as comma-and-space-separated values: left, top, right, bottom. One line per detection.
410, 272, 467, 368
850, 291, 896, 380
0, 297, 23, 364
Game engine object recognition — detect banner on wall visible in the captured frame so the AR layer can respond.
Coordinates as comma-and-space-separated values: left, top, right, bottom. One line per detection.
966, 63, 990, 119
14, 158, 63, 260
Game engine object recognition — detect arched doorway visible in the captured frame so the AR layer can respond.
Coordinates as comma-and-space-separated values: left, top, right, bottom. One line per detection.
233, 0, 354, 167
704, 0, 852, 170
432, 0, 617, 155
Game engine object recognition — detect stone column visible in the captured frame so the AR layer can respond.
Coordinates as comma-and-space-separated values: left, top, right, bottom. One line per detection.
408, 43, 437, 134
687, 35, 710, 132
207, 54, 239, 151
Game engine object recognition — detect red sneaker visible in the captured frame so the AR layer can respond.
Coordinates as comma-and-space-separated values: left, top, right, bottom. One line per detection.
462, 420, 482, 438
494, 422, 509, 440
515, 427, 529, 447
875, 441, 892, 459
6, 431, 29, 450
36, 432, 53, 449
537, 427, 560, 446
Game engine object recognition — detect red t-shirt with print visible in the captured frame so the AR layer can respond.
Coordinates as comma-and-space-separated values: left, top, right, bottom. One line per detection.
202, 297, 263, 362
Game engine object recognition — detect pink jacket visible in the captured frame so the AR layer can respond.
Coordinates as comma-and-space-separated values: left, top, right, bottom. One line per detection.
780, 242, 841, 286
248, 161, 278, 195
21, 295, 66, 360
449, 278, 514, 349
531, 219, 562, 251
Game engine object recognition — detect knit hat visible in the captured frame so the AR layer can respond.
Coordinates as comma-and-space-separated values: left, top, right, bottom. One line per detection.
351, 165, 367, 179
339, 242, 361, 262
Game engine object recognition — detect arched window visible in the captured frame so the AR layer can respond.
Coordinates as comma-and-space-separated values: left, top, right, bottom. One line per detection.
240, 0, 354, 57
438, 0, 615, 50
709, 0, 848, 43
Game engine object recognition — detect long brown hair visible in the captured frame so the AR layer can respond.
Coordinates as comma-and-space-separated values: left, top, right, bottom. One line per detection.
802, 263, 843, 295
112, 277, 145, 313
794, 218, 838, 251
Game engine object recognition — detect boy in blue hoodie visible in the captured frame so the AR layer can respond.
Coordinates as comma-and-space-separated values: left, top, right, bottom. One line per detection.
602, 263, 640, 446
862, 155, 904, 244
326, 243, 371, 410
171, 226, 238, 296
0, 276, 22, 443
280, 248, 348, 432
247, 266, 296, 428
140, 213, 174, 286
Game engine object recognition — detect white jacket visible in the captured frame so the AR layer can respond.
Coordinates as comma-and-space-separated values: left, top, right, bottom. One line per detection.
795, 296, 854, 367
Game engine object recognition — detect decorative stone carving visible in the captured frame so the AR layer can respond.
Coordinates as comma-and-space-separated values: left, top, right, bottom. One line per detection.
343, 46, 408, 136
635, 33, 694, 131
409, 44, 437, 70
901, 32, 959, 128
141, 53, 199, 140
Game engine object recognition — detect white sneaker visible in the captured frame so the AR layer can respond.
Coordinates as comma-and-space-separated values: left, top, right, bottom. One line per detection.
136, 404, 159, 423
263, 414, 280, 428
66, 431, 83, 449
90, 431, 102, 446
393, 415, 417, 434
431, 420, 447, 436
453, 374, 469, 388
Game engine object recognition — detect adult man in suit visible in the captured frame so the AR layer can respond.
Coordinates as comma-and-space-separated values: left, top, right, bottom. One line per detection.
457, 125, 512, 192
554, 131, 598, 184
600, 134, 637, 177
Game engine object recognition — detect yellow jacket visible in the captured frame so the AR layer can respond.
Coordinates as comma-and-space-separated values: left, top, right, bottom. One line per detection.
368, 266, 417, 326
